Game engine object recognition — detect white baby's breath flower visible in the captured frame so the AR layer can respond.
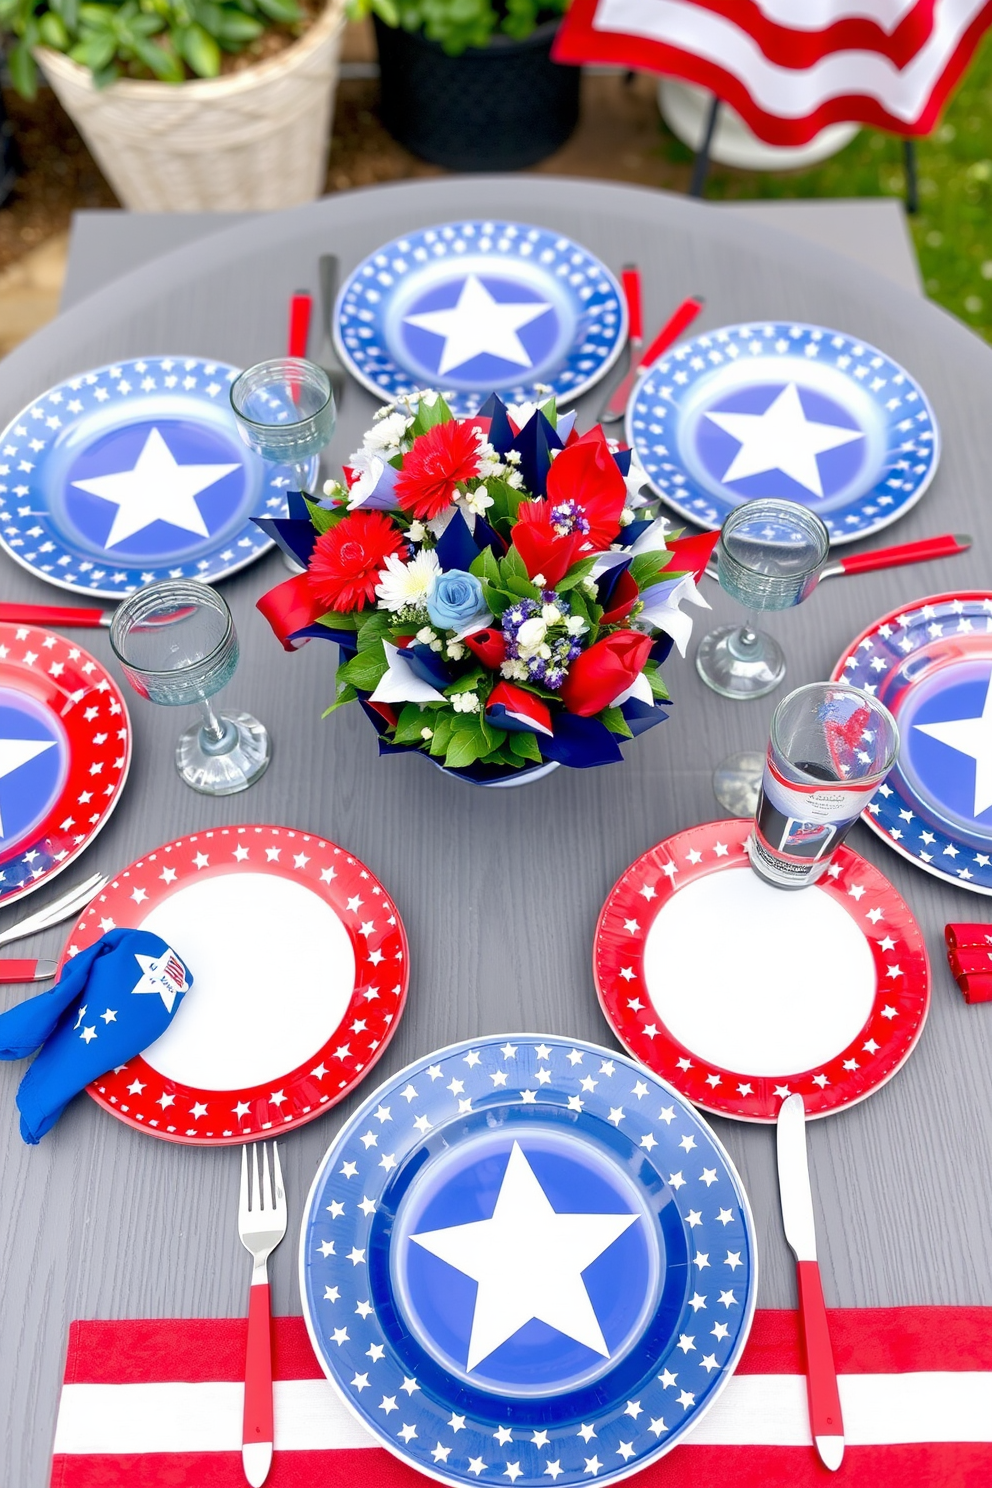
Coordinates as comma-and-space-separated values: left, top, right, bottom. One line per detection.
416, 625, 437, 646
505, 470, 524, 489
461, 485, 494, 517
451, 691, 481, 714
504, 449, 521, 466
565, 614, 587, 635
446, 640, 466, 660
532, 573, 547, 588
375, 549, 441, 613
500, 659, 530, 682
322, 478, 347, 500
407, 520, 427, 543
364, 410, 412, 455
421, 726, 433, 740
618, 508, 634, 527
541, 603, 561, 626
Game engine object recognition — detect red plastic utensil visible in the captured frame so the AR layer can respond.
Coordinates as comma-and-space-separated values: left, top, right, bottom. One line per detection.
0, 604, 111, 629
0, 959, 56, 983
287, 291, 312, 359
621, 264, 643, 345
602, 294, 705, 420
822, 531, 971, 577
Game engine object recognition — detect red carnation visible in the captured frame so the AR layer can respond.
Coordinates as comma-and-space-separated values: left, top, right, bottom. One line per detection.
394, 420, 482, 520
545, 437, 627, 549
306, 510, 405, 613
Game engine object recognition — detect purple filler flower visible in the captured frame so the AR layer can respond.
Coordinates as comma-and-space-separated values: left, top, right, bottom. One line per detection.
502, 592, 584, 690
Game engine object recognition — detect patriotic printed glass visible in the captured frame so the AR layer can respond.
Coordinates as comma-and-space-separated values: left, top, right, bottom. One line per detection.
751, 682, 900, 889
110, 579, 270, 797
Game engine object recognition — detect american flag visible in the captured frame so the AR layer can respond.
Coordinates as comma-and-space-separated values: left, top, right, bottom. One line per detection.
51, 1308, 992, 1487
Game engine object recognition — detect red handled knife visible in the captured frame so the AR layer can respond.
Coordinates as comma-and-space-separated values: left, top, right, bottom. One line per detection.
0, 959, 57, 983
601, 294, 705, 422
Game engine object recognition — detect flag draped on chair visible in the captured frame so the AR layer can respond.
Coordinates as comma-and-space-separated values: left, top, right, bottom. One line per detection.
554, 0, 992, 143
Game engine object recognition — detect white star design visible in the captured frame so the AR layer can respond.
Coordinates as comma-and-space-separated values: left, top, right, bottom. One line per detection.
71, 427, 239, 547
404, 274, 551, 377
132, 951, 186, 1013
705, 382, 863, 496
410, 1141, 637, 1371
0, 736, 57, 836
915, 673, 992, 817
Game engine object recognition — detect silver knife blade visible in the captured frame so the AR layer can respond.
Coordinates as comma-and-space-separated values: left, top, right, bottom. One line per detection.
776, 1093, 817, 1262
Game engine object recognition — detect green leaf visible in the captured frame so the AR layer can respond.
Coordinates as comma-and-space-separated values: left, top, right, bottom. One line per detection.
177, 20, 220, 74
370, 0, 399, 23
253, 0, 300, 18
499, 545, 528, 583
133, 36, 184, 77
216, 10, 263, 40
629, 550, 674, 590
482, 475, 525, 530
393, 702, 431, 744
356, 612, 393, 650
51, 0, 80, 31
79, 3, 116, 26
69, 31, 118, 68
7, 41, 37, 96
315, 609, 359, 633
444, 668, 484, 696
503, 575, 541, 601
644, 665, 670, 702
556, 556, 598, 591
428, 711, 454, 757
304, 497, 347, 535
444, 718, 486, 769
336, 640, 388, 691
321, 682, 357, 717
599, 705, 634, 739
410, 391, 453, 437
469, 545, 501, 586
479, 580, 510, 619
508, 729, 543, 763
38, 12, 70, 47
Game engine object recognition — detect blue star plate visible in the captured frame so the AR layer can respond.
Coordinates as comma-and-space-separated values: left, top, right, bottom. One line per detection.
333, 222, 627, 418
300, 1034, 757, 1487
0, 356, 308, 599
834, 591, 992, 895
626, 321, 939, 545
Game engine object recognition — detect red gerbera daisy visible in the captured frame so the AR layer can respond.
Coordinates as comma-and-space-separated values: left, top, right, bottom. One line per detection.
307, 510, 406, 613
394, 419, 482, 521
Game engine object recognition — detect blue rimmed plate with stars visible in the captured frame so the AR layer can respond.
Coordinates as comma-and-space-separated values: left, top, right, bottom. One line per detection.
333, 222, 627, 418
0, 356, 307, 599
834, 591, 992, 896
626, 321, 939, 545
300, 1034, 757, 1486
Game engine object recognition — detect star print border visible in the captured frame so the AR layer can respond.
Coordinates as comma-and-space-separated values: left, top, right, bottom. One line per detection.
60, 824, 409, 1145
627, 321, 939, 546
595, 819, 929, 1123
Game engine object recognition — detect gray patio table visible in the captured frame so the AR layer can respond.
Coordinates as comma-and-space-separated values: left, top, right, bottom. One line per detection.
1, 177, 990, 1488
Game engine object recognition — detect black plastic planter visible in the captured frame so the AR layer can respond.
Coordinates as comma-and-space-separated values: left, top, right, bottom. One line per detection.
373, 16, 580, 171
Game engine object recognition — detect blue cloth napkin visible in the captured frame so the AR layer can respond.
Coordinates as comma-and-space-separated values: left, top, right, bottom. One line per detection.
0, 928, 192, 1144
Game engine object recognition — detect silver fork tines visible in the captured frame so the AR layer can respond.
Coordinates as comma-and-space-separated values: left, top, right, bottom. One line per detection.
239, 1142, 288, 1280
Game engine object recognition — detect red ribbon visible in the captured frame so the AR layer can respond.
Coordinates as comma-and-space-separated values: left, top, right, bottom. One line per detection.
256, 574, 324, 652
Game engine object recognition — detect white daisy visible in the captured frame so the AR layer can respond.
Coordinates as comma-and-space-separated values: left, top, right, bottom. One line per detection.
375, 549, 441, 612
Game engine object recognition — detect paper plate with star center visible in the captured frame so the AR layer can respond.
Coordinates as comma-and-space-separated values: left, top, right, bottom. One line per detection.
833, 591, 992, 896
0, 356, 309, 599
595, 820, 929, 1123
55, 824, 409, 1144
626, 321, 939, 544
300, 1034, 757, 1486
333, 221, 627, 418
0, 621, 131, 908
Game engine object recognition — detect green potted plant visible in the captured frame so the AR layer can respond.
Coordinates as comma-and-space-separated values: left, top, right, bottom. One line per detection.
0, 0, 347, 210
349, 0, 579, 170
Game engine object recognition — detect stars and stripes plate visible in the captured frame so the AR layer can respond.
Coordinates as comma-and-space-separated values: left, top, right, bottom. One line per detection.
300, 1033, 757, 1488
55, 824, 408, 1144
0, 621, 130, 909
0, 356, 308, 599
594, 820, 929, 1123
334, 221, 627, 418
833, 591, 992, 896
626, 322, 939, 544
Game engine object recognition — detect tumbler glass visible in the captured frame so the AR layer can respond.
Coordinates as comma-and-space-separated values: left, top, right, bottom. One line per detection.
229, 357, 335, 496
749, 682, 900, 889
110, 579, 270, 796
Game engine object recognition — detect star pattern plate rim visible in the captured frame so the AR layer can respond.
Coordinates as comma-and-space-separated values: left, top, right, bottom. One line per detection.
832, 589, 992, 896
624, 319, 940, 546
332, 220, 628, 419
594, 820, 930, 1123
298, 1033, 758, 1487
54, 823, 409, 1145
0, 354, 301, 600
0, 621, 131, 909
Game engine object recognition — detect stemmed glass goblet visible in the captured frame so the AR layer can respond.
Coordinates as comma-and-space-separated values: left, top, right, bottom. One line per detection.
110, 579, 270, 796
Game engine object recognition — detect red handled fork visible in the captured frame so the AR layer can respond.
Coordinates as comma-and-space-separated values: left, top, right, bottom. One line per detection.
238, 1142, 287, 1487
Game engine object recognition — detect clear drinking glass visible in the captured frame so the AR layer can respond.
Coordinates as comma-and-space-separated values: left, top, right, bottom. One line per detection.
749, 682, 900, 889
229, 357, 336, 496
110, 580, 271, 796
697, 498, 830, 701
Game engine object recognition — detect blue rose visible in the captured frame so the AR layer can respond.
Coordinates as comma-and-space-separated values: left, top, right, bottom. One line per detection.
427, 569, 490, 632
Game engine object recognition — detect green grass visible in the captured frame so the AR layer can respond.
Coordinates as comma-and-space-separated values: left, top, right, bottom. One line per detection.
657, 31, 992, 342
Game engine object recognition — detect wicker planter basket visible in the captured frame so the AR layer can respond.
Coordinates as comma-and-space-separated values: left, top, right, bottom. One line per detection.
35, 0, 345, 212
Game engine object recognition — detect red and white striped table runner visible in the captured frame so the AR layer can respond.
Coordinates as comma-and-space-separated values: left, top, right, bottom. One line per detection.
50, 1308, 992, 1486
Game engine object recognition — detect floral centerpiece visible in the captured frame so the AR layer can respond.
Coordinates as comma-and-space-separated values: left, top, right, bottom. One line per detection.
255, 392, 717, 785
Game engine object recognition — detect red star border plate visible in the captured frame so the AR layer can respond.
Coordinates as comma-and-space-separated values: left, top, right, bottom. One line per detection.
0, 621, 131, 908
594, 820, 929, 1122
57, 825, 409, 1144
